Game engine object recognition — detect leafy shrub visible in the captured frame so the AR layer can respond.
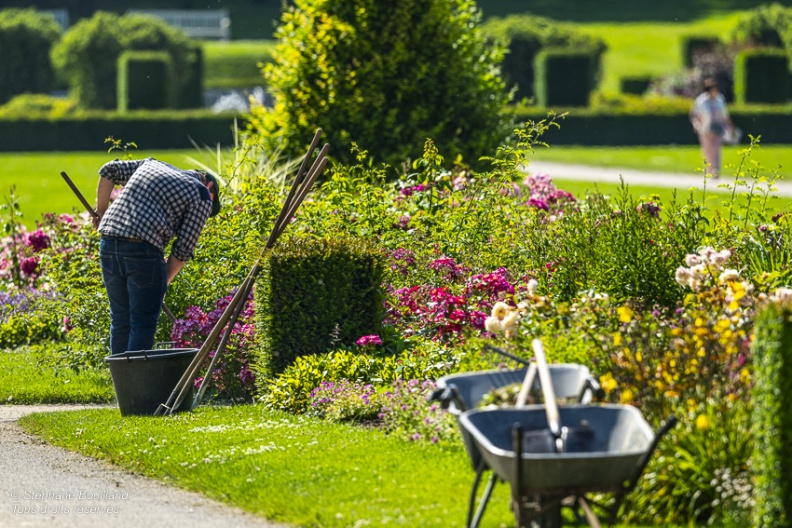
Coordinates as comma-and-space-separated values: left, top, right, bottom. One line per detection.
51, 12, 193, 109
379, 379, 459, 444
625, 398, 753, 525
0, 8, 61, 104
750, 298, 792, 527
250, 0, 510, 168
731, 3, 792, 49
258, 342, 453, 414
308, 379, 384, 422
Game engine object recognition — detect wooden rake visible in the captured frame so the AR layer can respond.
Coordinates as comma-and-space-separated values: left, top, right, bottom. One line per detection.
155, 129, 330, 416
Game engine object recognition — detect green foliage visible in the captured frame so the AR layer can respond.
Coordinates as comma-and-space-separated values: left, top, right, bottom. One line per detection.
250, 0, 510, 168
117, 51, 172, 112
734, 48, 791, 104
731, 3, 792, 48
750, 302, 792, 527
534, 48, 598, 107
0, 8, 61, 105
51, 12, 193, 109
626, 399, 753, 525
0, 94, 79, 118
258, 344, 453, 414
481, 13, 606, 103
0, 312, 61, 349
254, 236, 386, 378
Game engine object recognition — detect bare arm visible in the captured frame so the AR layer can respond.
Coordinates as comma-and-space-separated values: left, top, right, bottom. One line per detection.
94, 176, 115, 227
166, 255, 186, 286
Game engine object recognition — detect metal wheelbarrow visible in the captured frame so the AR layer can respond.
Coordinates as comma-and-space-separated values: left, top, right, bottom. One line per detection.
430, 362, 602, 528
459, 405, 677, 527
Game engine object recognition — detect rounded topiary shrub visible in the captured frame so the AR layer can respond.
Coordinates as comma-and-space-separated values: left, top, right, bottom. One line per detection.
0, 8, 62, 105
51, 11, 193, 110
250, 0, 511, 169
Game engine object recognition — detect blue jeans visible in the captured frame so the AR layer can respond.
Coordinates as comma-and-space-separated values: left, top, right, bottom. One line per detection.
100, 236, 167, 356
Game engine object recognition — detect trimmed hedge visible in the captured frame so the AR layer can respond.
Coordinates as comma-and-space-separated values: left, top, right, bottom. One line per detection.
254, 237, 385, 379
534, 48, 596, 107
750, 303, 792, 527
117, 51, 172, 112
734, 48, 791, 105
619, 76, 653, 95
0, 112, 239, 151
681, 35, 721, 67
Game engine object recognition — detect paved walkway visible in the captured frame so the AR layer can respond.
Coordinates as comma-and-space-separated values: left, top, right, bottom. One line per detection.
0, 405, 281, 528
528, 161, 792, 197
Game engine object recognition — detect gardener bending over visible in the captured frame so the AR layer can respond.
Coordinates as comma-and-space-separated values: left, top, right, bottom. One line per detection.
94, 158, 221, 356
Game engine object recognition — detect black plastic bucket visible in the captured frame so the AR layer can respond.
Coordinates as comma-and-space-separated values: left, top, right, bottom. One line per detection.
104, 348, 199, 416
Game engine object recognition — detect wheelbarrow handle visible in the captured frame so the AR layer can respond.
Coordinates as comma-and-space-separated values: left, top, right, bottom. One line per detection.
629, 414, 678, 492
484, 344, 530, 367
427, 384, 467, 412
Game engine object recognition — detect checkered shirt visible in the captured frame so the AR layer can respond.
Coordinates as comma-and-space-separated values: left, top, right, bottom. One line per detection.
97, 158, 212, 262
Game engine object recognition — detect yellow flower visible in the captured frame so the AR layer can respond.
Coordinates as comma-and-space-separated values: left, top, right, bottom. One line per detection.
613, 332, 623, 346
600, 373, 617, 394
695, 414, 710, 430
619, 389, 634, 404
617, 305, 633, 323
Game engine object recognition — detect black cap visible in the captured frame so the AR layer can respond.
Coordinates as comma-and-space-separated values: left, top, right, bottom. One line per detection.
202, 172, 222, 217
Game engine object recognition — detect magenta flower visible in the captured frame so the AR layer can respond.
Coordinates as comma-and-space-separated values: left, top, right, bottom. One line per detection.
25, 229, 51, 251
20, 257, 38, 277
356, 335, 383, 347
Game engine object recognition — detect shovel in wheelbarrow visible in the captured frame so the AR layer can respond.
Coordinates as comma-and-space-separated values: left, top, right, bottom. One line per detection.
521, 339, 595, 454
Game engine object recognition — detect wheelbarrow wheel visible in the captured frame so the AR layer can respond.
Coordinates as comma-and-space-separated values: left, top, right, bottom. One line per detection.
512, 494, 562, 528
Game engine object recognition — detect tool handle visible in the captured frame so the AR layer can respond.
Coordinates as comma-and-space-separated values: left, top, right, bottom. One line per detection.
515, 363, 537, 408
60, 171, 99, 219
532, 338, 562, 437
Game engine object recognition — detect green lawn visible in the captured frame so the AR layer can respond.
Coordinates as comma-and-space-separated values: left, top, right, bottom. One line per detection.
0, 347, 113, 404
0, 150, 206, 230
579, 14, 744, 94
20, 405, 519, 527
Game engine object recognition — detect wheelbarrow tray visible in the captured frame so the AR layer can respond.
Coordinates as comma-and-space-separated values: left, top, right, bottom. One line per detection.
458, 404, 655, 496
436, 365, 595, 471
437, 364, 595, 415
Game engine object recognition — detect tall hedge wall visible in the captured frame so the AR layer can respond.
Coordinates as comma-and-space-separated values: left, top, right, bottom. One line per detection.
0, 113, 239, 151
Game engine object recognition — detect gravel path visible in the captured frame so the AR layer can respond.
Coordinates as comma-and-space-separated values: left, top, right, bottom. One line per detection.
0, 405, 283, 528
528, 161, 792, 197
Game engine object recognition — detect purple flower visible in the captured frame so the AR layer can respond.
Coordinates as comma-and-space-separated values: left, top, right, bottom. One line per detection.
25, 229, 51, 251
356, 335, 383, 347
527, 198, 550, 211
20, 257, 38, 277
